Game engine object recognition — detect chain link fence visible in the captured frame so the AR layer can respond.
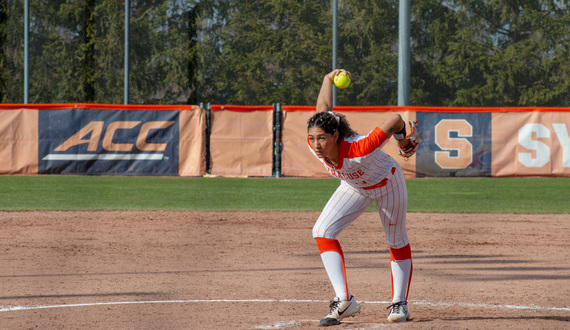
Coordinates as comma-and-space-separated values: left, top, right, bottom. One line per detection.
1, 1, 569, 106
1, 0, 195, 104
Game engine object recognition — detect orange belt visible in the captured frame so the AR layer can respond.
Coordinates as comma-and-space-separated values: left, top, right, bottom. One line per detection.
363, 178, 389, 190
362, 167, 396, 190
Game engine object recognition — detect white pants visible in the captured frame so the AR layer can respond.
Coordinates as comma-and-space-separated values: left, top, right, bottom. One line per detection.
312, 162, 409, 249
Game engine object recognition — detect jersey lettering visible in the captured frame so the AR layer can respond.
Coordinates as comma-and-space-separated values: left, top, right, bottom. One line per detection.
309, 127, 393, 188
327, 168, 365, 180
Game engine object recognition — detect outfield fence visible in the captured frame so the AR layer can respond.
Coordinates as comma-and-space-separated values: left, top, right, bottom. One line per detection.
1, 104, 569, 178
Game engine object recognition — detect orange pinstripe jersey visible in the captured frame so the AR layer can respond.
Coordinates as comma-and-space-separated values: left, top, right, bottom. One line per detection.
308, 127, 395, 188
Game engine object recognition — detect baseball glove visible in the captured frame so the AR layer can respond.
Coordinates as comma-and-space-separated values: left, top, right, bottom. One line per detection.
398, 120, 420, 160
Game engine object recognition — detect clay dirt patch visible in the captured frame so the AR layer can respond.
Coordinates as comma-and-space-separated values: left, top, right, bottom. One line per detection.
0, 211, 568, 329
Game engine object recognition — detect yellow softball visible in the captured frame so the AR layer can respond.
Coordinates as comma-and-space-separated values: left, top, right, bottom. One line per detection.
333, 72, 351, 89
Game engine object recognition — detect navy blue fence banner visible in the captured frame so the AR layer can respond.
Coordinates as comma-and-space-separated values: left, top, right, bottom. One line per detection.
38, 108, 179, 175
416, 112, 492, 177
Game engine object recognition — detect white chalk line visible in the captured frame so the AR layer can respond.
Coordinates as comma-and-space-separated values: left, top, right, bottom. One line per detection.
0, 298, 568, 313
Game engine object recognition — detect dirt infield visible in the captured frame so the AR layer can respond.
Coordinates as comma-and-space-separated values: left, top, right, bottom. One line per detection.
0, 210, 568, 329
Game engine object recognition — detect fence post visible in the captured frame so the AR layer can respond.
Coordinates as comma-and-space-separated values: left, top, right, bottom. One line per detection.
202, 102, 211, 174
124, 0, 130, 104
398, 0, 411, 106
273, 103, 282, 178
331, 0, 338, 107
24, 0, 29, 103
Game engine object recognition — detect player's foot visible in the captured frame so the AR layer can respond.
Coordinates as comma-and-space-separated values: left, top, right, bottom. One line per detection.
319, 296, 361, 326
386, 301, 410, 322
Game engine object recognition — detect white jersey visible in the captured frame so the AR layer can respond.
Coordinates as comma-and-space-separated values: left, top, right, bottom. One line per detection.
308, 127, 395, 189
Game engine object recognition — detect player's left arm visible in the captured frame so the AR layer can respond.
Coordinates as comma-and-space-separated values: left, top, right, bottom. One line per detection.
379, 114, 421, 159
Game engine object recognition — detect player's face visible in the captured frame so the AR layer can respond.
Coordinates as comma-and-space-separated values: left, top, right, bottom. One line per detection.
308, 127, 339, 159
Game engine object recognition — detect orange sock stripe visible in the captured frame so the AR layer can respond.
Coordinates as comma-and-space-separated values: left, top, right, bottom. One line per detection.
315, 238, 348, 299
315, 237, 344, 256
390, 243, 411, 261
406, 262, 413, 301
390, 244, 413, 301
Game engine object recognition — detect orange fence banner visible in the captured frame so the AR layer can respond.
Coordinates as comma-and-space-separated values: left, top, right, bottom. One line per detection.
281, 106, 570, 178
179, 107, 207, 176
0, 104, 569, 177
0, 109, 38, 175
0, 105, 206, 176
492, 111, 570, 177
209, 107, 273, 177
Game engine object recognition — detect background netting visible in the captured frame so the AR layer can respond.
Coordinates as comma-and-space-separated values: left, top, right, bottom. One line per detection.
1, 1, 569, 106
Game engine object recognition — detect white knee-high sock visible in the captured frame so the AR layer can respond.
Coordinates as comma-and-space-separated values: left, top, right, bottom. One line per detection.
315, 238, 350, 301
391, 259, 412, 303
321, 251, 350, 301
390, 244, 413, 303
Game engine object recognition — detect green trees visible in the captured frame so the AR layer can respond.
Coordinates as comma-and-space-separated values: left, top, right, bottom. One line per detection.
0, 0, 6, 103
0, 0, 197, 104
0, 0, 568, 106
413, 0, 570, 106
195, 1, 332, 105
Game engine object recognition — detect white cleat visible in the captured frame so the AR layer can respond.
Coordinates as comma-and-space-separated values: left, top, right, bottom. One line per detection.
319, 296, 361, 326
387, 301, 410, 322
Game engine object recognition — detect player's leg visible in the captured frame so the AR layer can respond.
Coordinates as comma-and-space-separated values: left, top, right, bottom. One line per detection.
313, 182, 371, 325
375, 163, 412, 322
387, 244, 412, 322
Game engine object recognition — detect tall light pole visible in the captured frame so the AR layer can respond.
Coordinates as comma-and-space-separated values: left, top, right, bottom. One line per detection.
332, 0, 338, 107
24, 0, 29, 103
124, 0, 130, 104
398, 0, 411, 106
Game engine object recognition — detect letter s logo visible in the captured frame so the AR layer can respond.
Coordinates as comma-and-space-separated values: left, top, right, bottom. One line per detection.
518, 123, 550, 168
434, 119, 473, 169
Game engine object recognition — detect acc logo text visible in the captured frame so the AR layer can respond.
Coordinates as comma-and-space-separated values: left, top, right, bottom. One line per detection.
42, 120, 175, 161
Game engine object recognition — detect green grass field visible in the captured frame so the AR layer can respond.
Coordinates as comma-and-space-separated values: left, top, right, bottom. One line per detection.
0, 176, 568, 214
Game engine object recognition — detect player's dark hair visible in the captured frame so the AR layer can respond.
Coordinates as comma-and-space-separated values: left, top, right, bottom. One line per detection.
307, 111, 356, 143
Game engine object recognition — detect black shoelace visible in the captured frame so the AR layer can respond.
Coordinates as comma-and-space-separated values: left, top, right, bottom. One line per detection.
387, 301, 406, 314
329, 300, 341, 312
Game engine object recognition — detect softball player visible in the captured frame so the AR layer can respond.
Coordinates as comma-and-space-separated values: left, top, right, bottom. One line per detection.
308, 69, 419, 326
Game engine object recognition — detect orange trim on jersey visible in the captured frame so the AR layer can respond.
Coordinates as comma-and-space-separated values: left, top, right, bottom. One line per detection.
341, 127, 388, 159
308, 127, 388, 170
390, 244, 412, 261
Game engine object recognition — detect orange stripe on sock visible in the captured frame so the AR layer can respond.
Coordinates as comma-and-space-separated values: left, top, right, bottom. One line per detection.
315, 238, 349, 299
389, 244, 413, 302
315, 237, 343, 256
390, 244, 411, 261
407, 262, 413, 301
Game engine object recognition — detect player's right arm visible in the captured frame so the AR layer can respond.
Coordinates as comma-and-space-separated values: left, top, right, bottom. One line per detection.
316, 69, 350, 113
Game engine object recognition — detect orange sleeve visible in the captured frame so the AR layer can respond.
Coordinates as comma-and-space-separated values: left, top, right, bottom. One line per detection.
343, 127, 387, 158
